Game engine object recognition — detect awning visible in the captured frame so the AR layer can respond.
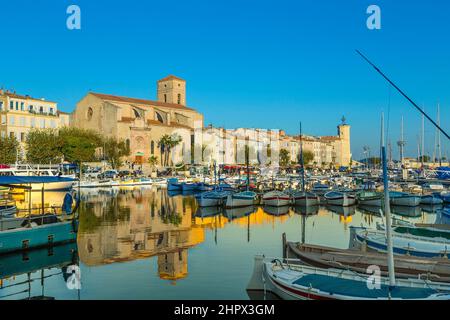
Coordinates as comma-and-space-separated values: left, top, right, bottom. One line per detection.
135, 152, 145, 156
0, 176, 76, 186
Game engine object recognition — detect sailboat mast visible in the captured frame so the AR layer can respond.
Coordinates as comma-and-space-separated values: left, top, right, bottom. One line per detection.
300, 122, 305, 192
421, 107, 425, 167
437, 103, 442, 166
381, 112, 396, 287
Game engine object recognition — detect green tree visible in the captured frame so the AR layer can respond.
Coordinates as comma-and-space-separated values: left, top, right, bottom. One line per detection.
0, 136, 19, 164
158, 134, 182, 167
148, 156, 158, 176
59, 127, 102, 163
301, 150, 314, 165
280, 149, 290, 167
418, 155, 431, 163
26, 129, 63, 164
103, 137, 130, 169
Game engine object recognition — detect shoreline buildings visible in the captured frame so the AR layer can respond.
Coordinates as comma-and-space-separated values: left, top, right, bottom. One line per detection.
0, 89, 70, 157
3, 76, 352, 167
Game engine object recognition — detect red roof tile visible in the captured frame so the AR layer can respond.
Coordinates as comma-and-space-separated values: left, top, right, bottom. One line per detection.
90, 92, 196, 112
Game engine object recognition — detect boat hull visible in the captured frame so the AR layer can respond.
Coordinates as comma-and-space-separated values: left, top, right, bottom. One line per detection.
225, 194, 255, 208
390, 196, 421, 207
0, 220, 78, 254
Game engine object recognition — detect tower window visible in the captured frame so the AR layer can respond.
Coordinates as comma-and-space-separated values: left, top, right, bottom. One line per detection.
164, 94, 167, 103
177, 94, 181, 105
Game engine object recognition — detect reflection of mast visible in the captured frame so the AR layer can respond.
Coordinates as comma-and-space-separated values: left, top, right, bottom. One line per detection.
247, 215, 250, 243
301, 214, 306, 244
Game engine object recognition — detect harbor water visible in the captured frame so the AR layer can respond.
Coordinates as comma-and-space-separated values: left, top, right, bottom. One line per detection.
0, 186, 447, 300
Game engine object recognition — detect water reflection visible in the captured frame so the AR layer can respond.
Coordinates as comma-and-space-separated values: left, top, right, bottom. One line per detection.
0, 186, 442, 299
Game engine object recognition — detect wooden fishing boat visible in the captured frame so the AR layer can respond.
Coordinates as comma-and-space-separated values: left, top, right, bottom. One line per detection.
291, 191, 319, 207
167, 178, 182, 191
286, 242, 450, 282
311, 183, 331, 196
262, 190, 290, 207
356, 191, 383, 206
324, 191, 356, 207
195, 190, 230, 207
246, 255, 450, 300
352, 226, 450, 259
225, 191, 256, 208
389, 191, 421, 207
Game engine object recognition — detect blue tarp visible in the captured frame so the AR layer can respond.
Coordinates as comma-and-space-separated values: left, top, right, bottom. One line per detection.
0, 176, 76, 185
436, 167, 450, 180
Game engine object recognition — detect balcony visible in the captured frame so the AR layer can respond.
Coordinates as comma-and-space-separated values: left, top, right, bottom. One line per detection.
28, 110, 58, 117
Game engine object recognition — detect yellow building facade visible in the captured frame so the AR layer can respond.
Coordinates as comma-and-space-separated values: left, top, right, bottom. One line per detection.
0, 89, 70, 158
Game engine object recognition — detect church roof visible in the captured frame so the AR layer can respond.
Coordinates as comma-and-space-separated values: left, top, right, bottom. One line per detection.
90, 92, 196, 112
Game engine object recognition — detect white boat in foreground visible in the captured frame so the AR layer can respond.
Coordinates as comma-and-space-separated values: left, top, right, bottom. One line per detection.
246, 255, 450, 300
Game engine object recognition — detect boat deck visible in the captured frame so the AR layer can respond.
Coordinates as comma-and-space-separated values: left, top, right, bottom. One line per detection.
293, 274, 440, 299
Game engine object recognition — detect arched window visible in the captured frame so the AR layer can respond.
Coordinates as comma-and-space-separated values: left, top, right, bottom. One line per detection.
177, 94, 181, 104
133, 108, 141, 119
151, 141, 155, 154
155, 112, 164, 123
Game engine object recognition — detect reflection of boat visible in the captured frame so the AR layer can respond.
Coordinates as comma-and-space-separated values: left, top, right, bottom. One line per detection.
286, 242, 450, 282
262, 191, 290, 207
195, 206, 222, 218
420, 204, 443, 214
225, 191, 256, 208
247, 255, 450, 300
352, 226, 450, 259
0, 242, 79, 300
327, 205, 355, 217
293, 205, 319, 216
263, 205, 289, 216
357, 204, 382, 216
324, 191, 356, 207
391, 205, 422, 218
167, 190, 183, 197
223, 206, 254, 220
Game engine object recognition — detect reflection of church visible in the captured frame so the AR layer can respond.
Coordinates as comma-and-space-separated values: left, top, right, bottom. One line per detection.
77, 188, 205, 281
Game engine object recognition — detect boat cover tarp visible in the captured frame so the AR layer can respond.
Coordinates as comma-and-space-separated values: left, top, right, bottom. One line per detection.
436, 167, 450, 180
0, 176, 75, 185
293, 274, 439, 299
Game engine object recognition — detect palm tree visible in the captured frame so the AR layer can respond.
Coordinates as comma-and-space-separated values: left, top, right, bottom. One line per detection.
148, 156, 158, 176
157, 134, 182, 167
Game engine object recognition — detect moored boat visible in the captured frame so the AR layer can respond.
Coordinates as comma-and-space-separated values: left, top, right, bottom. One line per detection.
389, 191, 421, 207
421, 194, 444, 205
246, 255, 450, 300
225, 191, 256, 208
291, 191, 319, 207
352, 226, 450, 259
262, 190, 290, 207
286, 241, 450, 282
356, 191, 383, 206
324, 191, 356, 207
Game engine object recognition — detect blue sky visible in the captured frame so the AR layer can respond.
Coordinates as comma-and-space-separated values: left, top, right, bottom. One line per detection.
1, 0, 449, 160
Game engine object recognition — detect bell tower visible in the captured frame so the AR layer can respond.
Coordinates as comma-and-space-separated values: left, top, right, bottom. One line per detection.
157, 75, 186, 106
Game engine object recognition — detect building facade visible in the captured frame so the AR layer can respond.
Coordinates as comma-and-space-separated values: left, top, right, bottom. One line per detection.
199, 122, 351, 168
71, 76, 204, 165
0, 89, 70, 157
